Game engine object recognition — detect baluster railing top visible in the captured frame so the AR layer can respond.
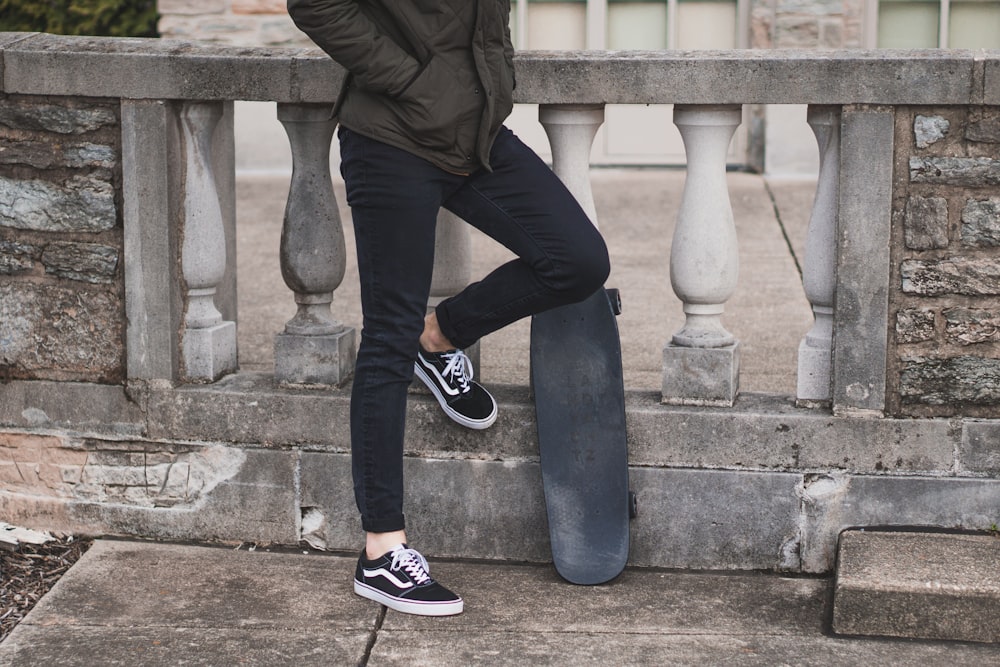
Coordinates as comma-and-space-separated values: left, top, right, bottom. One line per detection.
1, 33, 996, 106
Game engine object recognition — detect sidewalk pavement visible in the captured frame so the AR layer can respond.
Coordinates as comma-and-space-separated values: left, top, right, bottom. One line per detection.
2, 539, 998, 666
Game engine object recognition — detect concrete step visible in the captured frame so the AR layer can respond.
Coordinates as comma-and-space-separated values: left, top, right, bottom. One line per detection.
832, 530, 1000, 644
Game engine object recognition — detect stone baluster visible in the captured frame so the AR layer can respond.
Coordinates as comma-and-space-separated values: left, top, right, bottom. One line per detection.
797, 106, 841, 404
538, 104, 604, 224
663, 105, 742, 406
274, 103, 355, 385
180, 102, 238, 382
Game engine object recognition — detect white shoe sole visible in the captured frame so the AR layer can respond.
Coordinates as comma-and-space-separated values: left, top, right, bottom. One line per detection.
413, 363, 498, 430
354, 579, 464, 616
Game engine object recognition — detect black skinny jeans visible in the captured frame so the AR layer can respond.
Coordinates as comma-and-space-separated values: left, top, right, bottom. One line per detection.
339, 125, 610, 533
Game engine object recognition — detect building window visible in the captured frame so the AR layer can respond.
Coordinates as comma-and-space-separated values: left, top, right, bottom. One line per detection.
875, 0, 1000, 48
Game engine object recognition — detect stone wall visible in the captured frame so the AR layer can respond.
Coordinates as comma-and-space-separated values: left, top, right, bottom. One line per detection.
890, 106, 1000, 418
158, 0, 311, 47
0, 95, 124, 384
750, 0, 865, 49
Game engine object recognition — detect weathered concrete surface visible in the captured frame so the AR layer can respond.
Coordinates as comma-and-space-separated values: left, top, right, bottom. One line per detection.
3, 35, 993, 105
3, 540, 999, 666
833, 530, 1000, 644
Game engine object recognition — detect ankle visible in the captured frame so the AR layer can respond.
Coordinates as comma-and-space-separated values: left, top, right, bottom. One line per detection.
420, 312, 455, 353
366, 530, 407, 560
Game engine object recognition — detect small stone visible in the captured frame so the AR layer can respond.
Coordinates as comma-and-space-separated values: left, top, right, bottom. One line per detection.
910, 157, 1000, 187
895, 308, 936, 344
900, 356, 1000, 406
944, 308, 1000, 346
0, 174, 117, 233
966, 109, 1000, 144
961, 197, 1000, 247
0, 137, 117, 170
0, 101, 117, 135
0, 241, 37, 275
41, 242, 119, 284
914, 115, 949, 148
901, 257, 1000, 296
904, 195, 949, 249
0, 282, 122, 379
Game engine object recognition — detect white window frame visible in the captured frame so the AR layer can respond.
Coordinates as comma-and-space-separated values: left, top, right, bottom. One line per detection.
864, 0, 986, 49
513, 0, 750, 51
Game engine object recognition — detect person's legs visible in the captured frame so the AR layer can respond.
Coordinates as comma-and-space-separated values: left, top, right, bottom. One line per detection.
434, 127, 610, 350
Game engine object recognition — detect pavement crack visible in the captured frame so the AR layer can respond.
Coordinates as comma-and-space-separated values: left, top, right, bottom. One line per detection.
763, 178, 804, 279
358, 606, 386, 666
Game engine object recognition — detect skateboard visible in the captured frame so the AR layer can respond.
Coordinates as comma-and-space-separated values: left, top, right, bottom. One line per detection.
531, 287, 635, 585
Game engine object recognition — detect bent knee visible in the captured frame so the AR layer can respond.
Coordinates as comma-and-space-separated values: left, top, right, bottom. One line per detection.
553, 235, 611, 303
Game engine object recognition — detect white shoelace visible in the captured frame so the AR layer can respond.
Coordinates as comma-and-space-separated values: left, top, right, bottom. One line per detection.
439, 350, 473, 394
390, 547, 432, 585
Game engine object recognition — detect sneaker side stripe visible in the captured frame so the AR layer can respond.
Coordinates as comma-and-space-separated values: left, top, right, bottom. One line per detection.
418, 356, 461, 396
363, 567, 415, 590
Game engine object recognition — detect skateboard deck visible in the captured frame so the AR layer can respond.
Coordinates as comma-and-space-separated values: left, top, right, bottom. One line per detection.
531, 288, 631, 585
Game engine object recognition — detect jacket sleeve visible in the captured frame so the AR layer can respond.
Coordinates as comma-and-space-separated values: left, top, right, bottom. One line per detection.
502, 3, 515, 89
287, 0, 422, 97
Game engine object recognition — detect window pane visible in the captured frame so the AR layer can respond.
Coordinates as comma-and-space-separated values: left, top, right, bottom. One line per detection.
608, 3, 668, 50
950, 1, 1000, 49
677, 0, 738, 49
527, 2, 587, 50
877, 1, 939, 48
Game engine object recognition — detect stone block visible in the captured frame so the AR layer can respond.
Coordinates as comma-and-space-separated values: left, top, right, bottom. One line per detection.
966, 107, 1000, 143
1, 446, 300, 543
273, 329, 356, 387
662, 343, 740, 407
0, 97, 117, 134
944, 308, 1000, 346
0, 174, 116, 232
3, 33, 308, 103
798, 475, 1000, 572
182, 321, 238, 382
795, 338, 831, 401
961, 197, 1000, 247
901, 257, 1000, 296
40, 242, 119, 284
299, 452, 551, 561
0, 137, 116, 169
895, 308, 936, 344
514, 50, 977, 106
910, 156, 1000, 187
833, 530, 1000, 643
913, 114, 949, 148
900, 356, 1000, 406
121, 99, 182, 382
904, 195, 949, 249
0, 380, 143, 434
629, 467, 801, 571
0, 283, 123, 381
833, 108, 893, 415
961, 420, 1000, 473
0, 240, 36, 275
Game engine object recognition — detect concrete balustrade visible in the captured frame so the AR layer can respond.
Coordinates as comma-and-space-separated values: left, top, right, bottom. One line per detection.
2, 34, 999, 573
179, 101, 238, 382
664, 105, 743, 406
274, 103, 354, 385
797, 105, 841, 404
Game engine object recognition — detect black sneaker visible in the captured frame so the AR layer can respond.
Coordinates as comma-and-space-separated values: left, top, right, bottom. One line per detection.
415, 346, 497, 429
354, 545, 464, 616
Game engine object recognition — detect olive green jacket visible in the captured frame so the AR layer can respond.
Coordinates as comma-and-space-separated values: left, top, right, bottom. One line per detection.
287, 0, 515, 173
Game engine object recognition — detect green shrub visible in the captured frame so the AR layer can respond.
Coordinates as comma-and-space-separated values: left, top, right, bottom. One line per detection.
0, 0, 159, 38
